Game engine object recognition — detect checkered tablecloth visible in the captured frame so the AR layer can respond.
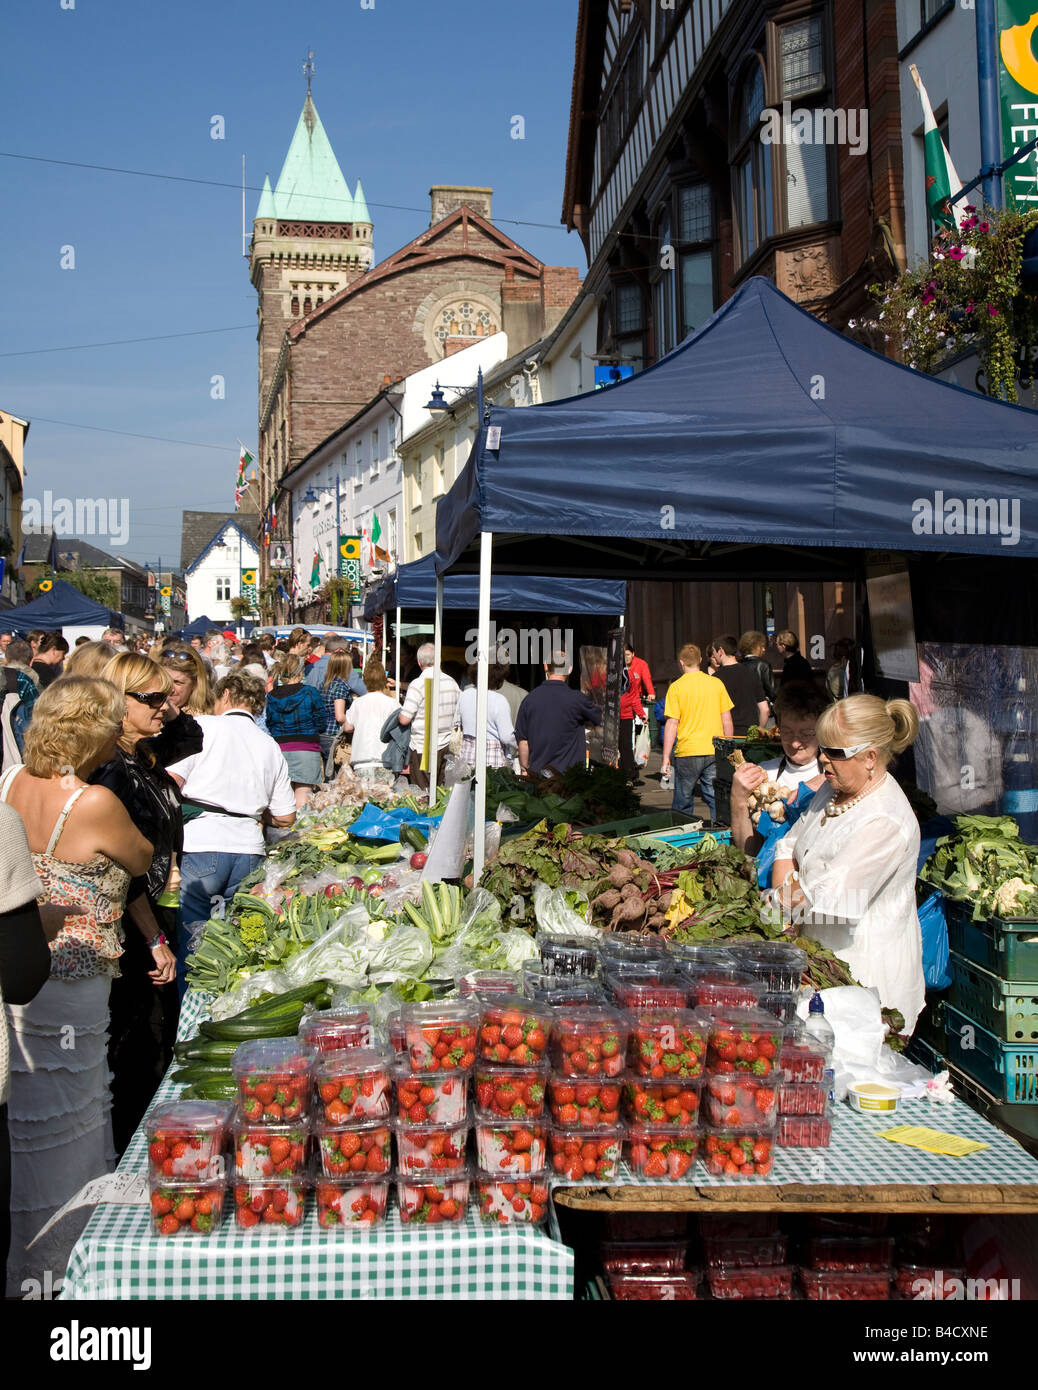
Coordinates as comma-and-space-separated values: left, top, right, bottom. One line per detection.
554, 1095, 1038, 1190
60, 992, 573, 1301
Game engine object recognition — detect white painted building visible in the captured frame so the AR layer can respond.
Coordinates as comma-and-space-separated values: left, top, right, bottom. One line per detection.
184, 520, 260, 628
288, 333, 510, 594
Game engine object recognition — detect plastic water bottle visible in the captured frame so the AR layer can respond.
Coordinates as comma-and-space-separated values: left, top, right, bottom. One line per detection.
804, 990, 835, 1051
660, 768, 674, 791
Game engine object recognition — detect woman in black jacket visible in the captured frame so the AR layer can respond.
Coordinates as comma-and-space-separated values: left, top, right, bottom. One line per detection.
89, 654, 185, 1152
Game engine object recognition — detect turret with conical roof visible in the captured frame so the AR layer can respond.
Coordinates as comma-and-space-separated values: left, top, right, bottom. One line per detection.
249, 88, 372, 414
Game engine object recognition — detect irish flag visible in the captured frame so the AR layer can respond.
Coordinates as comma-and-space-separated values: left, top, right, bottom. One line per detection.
910, 66, 963, 232
310, 551, 321, 589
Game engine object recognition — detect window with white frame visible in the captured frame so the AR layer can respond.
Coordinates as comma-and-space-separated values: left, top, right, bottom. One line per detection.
354, 439, 363, 489
434, 443, 446, 497
370, 428, 380, 478
215, 576, 231, 601
387, 508, 397, 562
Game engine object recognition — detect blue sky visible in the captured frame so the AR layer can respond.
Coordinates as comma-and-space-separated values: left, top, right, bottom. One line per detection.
1, 0, 583, 568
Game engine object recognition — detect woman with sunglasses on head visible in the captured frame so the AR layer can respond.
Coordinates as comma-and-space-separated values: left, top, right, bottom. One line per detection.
768, 693, 925, 1031
89, 655, 184, 1150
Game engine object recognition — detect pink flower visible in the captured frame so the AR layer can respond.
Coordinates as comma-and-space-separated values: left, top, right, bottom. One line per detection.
988, 304, 999, 316
977, 222, 990, 233
947, 247, 966, 260
966, 301, 975, 313
964, 204, 977, 213
961, 216, 977, 230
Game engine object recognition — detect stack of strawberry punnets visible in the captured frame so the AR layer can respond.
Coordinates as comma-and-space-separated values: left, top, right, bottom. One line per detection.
471, 996, 553, 1224
394, 1000, 478, 1224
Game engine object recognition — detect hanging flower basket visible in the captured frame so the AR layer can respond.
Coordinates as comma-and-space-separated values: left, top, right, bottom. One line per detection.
867, 203, 1038, 402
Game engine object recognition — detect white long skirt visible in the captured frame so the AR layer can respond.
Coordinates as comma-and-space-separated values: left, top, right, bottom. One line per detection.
5, 975, 115, 1297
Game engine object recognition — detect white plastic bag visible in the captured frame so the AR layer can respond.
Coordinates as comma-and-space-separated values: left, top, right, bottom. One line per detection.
634, 723, 651, 767
532, 882, 599, 939
805, 986, 933, 1098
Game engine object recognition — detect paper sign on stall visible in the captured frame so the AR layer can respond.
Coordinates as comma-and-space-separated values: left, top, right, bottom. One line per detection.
28, 1170, 149, 1248
876, 1125, 989, 1156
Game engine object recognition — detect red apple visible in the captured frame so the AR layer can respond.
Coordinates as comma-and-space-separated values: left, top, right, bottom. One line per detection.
410, 853, 428, 870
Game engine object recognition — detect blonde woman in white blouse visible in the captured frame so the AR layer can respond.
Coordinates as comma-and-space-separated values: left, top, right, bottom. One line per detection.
770, 694, 925, 1032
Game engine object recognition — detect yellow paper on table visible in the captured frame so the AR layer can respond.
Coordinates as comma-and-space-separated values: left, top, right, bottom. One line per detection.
876, 1125, 989, 1156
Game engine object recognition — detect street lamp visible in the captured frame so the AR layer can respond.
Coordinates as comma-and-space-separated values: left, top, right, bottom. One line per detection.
303, 485, 319, 506
424, 366, 486, 419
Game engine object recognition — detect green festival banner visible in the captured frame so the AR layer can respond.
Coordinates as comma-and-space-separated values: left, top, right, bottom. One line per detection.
240, 568, 258, 611
339, 534, 362, 601
998, 0, 1038, 205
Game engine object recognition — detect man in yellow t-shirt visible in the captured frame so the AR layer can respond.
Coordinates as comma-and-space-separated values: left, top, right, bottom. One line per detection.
660, 643, 734, 821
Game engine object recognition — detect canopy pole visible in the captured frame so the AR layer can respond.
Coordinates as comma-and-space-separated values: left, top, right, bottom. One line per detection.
472, 531, 493, 884
395, 606, 402, 705
429, 574, 444, 803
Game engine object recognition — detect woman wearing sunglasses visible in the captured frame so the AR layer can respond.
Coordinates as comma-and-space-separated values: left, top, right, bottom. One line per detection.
89, 654, 184, 1150
769, 693, 925, 1032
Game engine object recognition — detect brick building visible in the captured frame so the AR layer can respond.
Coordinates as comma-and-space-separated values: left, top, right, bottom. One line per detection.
250, 89, 582, 581
562, 0, 906, 366
553, 0, 903, 677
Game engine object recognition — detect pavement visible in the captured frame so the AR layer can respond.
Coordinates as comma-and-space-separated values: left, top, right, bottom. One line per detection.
630, 746, 714, 822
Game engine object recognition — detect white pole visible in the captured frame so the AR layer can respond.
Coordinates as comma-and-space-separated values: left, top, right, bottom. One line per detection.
472, 531, 493, 883
429, 574, 444, 802
395, 605, 402, 706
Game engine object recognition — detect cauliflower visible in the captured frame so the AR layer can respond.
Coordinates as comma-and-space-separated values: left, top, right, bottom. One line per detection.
992, 877, 1038, 916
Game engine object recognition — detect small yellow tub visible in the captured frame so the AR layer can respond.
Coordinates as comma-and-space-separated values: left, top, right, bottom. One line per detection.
846, 1082, 901, 1114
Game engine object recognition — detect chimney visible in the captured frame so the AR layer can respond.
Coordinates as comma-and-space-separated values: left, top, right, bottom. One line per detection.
430, 185, 493, 226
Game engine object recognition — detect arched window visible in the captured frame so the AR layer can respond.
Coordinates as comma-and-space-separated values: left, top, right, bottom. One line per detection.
731, 60, 773, 265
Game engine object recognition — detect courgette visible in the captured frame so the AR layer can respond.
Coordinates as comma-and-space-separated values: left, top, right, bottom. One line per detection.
174, 1039, 240, 1063
228, 979, 330, 1020
400, 823, 428, 852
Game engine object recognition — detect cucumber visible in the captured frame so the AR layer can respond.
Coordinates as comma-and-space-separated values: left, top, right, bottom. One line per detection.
230, 979, 330, 1021
198, 1011, 303, 1042
180, 1079, 238, 1101
171, 1064, 235, 1086
174, 1039, 240, 1063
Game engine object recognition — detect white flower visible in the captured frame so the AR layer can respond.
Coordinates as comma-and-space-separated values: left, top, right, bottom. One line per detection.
847, 318, 858, 328
907, 308, 916, 319
884, 335, 890, 342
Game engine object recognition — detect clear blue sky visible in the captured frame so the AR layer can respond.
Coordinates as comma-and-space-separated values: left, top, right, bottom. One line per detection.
1, 0, 583, 569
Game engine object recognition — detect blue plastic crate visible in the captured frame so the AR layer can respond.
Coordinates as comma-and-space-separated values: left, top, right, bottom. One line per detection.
943, 1001, 1038, 1104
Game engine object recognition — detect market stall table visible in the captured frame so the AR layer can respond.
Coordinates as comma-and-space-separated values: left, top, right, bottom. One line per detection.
59, 992, 574, 1301
553, 1096, 1038, 1214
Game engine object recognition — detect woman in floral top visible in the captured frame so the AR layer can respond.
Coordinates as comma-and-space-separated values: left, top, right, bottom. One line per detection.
1, 677, 153, 1296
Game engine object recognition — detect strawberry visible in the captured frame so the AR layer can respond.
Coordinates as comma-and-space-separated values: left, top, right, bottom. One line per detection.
159, 1213, 180, 1236
643, 1151, 668, 1177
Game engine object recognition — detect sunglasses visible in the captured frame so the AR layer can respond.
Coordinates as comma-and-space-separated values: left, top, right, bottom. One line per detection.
818, 742, 871, 761
127, 690, 169, 709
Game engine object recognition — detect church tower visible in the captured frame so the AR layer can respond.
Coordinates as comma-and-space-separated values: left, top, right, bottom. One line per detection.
249, 74, 373, 414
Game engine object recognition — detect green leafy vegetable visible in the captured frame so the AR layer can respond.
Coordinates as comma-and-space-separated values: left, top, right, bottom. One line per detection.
920, 813, 1038, 920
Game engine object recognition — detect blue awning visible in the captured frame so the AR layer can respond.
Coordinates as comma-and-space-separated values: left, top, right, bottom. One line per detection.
435, 277, 1038, 574
364, 553, 624, 618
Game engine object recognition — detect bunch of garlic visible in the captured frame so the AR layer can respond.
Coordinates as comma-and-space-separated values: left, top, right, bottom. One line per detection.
728, 749, 791, 826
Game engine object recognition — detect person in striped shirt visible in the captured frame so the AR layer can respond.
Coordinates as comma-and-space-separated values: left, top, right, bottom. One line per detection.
397, 643, 460, 790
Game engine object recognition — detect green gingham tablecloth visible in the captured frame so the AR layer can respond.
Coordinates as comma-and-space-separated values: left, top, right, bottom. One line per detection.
554, 1093, 1038, 1190
59, 991, 574, 1301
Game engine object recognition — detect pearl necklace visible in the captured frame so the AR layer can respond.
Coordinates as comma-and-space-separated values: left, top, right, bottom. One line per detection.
822, 772, 886, 820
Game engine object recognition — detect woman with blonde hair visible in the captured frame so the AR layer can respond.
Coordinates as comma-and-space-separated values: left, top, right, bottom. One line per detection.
343, 657, 401, 782
63, 640, 119, 680
2, 677, 153, 1294
770, 694, 925, 1030
157, 643, 213, 715
89, 654, 184, 1148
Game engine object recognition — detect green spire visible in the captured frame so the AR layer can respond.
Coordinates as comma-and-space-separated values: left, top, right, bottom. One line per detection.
352, 177, 371, 225
270, 93, 354, 223
256, 174, 276, 220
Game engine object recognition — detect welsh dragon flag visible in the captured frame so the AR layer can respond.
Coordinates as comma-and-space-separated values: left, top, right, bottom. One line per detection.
235, 444, 254, 510
911, 66, 963, 232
